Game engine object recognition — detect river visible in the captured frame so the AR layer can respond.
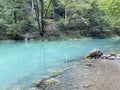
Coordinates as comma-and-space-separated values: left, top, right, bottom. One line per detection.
0, 38, 120, 89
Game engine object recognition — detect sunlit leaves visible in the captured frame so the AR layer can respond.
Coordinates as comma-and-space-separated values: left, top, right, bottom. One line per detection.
97, 0, 120, 27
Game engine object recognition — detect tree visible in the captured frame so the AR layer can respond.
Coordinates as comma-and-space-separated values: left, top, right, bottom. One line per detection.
0, 0, 34, 39
34, 0, 41, 35
34, 0, 51, 36
39, 0, 45, 36
98, 0, 120, 28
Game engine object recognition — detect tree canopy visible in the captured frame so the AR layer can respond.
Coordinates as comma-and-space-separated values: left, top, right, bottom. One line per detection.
0, 0, 119, 40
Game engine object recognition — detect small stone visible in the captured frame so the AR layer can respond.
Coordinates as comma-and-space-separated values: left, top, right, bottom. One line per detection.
101, 54, 109, 59
108, 56, 116, 60
110, 53, 116, 56
34, 78, 59, 89
84, 66, 89, 68
97, 72, 100, 75
34, 80, 45, 88
82, 84, 91, 88
85, 63, 92, 66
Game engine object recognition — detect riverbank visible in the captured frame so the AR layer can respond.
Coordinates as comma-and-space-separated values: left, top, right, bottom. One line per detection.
0, 36, 120, 42
0, 36, 91, 41
29, 57, 120, 90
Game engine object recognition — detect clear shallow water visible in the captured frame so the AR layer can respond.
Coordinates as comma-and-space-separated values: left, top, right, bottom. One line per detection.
0, 38, 120, 89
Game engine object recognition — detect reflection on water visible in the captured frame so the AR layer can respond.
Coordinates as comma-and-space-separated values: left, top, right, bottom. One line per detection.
0, 38, 120, 89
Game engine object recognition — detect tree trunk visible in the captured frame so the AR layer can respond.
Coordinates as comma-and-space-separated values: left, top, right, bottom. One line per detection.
31, 0, 34, 10
52, 0, 55, 19
44, 0, 52, 18
39, 0, 45, 36
13, 0, 17, 24
13, 10, 17, 24
65, 0, 68, 35
35, 0, 41, 35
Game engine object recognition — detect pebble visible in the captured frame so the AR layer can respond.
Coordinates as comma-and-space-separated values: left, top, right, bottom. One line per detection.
85, 63, 92, 66
82, 84, 91, 88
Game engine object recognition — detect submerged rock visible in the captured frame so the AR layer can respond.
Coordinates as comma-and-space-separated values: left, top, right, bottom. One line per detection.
45, 78, 59, 85
34, 80, 45, 88
34, 78, 59, 89
86, 49, 103, 59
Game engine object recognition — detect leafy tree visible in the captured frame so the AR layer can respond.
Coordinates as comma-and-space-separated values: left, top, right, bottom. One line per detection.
0, 0, 119, 40
98, 0, 120, 28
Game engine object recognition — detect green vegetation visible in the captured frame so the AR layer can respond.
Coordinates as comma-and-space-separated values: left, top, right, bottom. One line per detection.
0, 0, 120, 40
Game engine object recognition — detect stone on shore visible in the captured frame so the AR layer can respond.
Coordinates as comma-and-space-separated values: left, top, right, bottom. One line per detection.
108, 56, 116, 60
85, 63, 92, 66
86, 49, 120, 61
86, 49, 103, 58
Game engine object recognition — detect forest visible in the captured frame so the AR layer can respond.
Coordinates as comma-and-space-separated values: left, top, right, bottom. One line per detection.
0, 0, 120, 40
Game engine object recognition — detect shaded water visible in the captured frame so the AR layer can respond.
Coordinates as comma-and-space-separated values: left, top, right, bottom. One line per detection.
0, 38, 120, 89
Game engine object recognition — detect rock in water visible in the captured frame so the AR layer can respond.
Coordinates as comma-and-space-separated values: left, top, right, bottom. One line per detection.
86, 49, 103, 59
34, 78, 59, 89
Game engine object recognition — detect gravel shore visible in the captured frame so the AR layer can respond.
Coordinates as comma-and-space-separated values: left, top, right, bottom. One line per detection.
44, 59, 120, 90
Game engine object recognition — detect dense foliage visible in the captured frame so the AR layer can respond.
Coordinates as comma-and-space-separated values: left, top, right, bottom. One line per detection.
0, 0, 120, 40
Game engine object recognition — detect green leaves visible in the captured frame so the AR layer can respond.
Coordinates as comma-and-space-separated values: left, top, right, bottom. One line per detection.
98, 0, 120, 27
0, 0, 119, 39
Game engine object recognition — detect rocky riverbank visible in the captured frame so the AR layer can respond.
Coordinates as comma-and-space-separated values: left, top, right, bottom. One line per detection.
85, 49, 120, 68
31, 59, 120, 90
86, 49, 120, 60
29, 50, 120, 90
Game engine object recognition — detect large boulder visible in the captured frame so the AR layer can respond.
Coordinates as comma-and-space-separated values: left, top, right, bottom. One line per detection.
86, 49, 103, 59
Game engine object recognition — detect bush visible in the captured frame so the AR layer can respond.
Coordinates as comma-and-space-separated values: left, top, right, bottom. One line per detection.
56, 18, 66, 31
0, 20, 8, 39
10, 34, 24, 40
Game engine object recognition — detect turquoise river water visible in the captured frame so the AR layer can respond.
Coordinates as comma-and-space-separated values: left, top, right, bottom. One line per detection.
0, 38, 120, 89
